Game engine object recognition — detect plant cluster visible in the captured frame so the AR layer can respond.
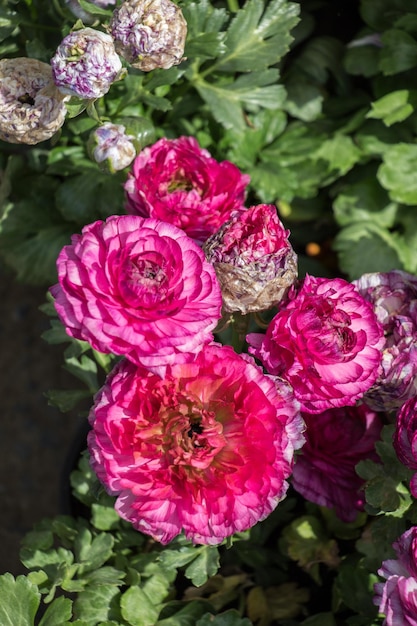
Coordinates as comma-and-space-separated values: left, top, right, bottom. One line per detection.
1, 1, 417, 625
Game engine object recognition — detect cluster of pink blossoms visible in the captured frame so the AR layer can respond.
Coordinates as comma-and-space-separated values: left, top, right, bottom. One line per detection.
51, 134, 417, 561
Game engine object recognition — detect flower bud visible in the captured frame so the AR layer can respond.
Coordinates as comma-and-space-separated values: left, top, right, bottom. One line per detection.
353, 270, 417, 411
110, 0, 187, 71
0, 58, 67, 145
203, 204, 298, 314
88, 122, 137, 172
51, 28, 123, 100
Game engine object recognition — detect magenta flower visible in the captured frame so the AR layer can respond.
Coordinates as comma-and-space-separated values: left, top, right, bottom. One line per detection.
124, 136, 250, 244
51, 28, 122, 100
393, 396, 417, 497
247, 275, 384, 413
50, 215, 222, 371
88, 343, 305, 545
110, 0, 187, 71
353, 271, 417, 411
291, 404, 382, 521
203, 204, 298, 314
374, 527, 417, 625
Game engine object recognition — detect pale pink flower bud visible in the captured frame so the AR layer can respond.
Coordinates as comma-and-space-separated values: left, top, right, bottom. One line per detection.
0, 58, 67, 145
203, 204, 298, 314
110, 0, 187, 71
88, 122, 137, 172
51, 28, 123, 100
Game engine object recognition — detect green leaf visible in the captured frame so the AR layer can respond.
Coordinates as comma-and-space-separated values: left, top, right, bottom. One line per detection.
334, 559, 378, 618
301, 614, 336, 626
0, 574, 40, 626
379, 29, 417, 75
377, 143, 417, 204
38, 596, 73, 626
215, 0, 300, 72
367, 89, 417, 125
333, 222, 405, 279
195, 70, 286, 131
184, 546, 220, 587
73, 585, 121, 624
196, 610, 253, 626
45, 389, 92, 412
333, 176, 398, 229
158, 600, 214, 626
283, 80, 323, 121
78, 0, 113, 15
63, 354, 99, 392
75, 529, 115, 574
91, 503, 121, 531
314, 134, 361, 176
120, 586, 160, 626
55, 172, 125, 225
344, 41, 380, 78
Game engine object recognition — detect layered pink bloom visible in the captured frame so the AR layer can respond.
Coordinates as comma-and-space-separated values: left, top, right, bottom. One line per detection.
50, 215, 222, 371
203, 204, 298, 314
353, 271, 417, 411
291, 404, 382, 521
393, 396, 417, 497
374, 527, 417, 625
88, 343, 305, 545
247, 275, 384, 413
124, 136, 250, 244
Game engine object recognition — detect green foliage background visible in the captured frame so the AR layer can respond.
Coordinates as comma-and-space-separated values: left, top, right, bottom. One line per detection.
1, 0, 417, 623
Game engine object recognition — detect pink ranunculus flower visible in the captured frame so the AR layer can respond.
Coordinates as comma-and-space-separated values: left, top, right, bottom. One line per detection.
247, 275, 384, 413
374, 527, 417, 625
393, 396, 417, 497
50, 215, 222, 371
203, 204, 298, 314
353, 271, 417, 412
124, 136, 250, 244
291, 404, 383, 522
88, 343, 305, 545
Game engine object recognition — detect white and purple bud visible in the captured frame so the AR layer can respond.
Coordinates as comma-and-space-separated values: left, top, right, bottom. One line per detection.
110, 0, 187, 72
51, 28, 123, 100
0, 58, 67, 145
203, 204, 298, 314
88, 122, 137, 172
353, 270, 417, 411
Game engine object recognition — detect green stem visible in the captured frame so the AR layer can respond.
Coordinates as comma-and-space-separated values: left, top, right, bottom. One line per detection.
230, 312, 250, 354
227, 0, 240, 12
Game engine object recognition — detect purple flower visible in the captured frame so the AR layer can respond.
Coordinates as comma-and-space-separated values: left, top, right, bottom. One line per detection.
291, 404, 382, 522
203, 204, 298, 314
110, 0, 187, 71
51, 28, 123, 100
88, 123, 136, 172
353, 271, 417, 411
374, 527, 417, 625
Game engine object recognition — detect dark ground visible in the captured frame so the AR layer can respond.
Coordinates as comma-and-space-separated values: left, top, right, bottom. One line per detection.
0, 267, 86, 575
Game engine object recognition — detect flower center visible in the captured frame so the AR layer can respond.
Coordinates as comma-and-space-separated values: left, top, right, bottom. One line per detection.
119, 253, 168, 307
17, 93, 35, 106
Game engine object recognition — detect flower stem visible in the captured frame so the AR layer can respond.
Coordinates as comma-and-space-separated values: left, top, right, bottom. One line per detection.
230, 312, 250, 354
227, 0, 240, 12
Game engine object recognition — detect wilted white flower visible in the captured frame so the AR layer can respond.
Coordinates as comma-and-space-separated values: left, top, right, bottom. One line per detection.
110, 0, 187, 71
88, 122, 137, 172
51, 28, 123, 100
0, 58, 67, 145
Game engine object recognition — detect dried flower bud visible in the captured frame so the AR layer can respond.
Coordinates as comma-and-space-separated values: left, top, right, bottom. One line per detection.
0, 58, 67, 145
88, 122, 137, 172
110, 0, 187, 71
51, 28, 123, 100
203, 204, 298, 314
